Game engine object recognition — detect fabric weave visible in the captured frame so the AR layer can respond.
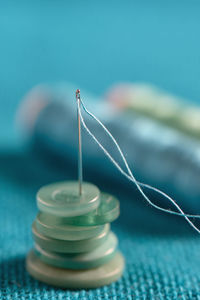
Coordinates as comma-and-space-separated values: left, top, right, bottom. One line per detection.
1, 0, 200, 298
1, 149, 200, 299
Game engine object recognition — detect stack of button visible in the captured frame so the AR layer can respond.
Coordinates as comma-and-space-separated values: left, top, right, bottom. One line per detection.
26, 181, 124, 289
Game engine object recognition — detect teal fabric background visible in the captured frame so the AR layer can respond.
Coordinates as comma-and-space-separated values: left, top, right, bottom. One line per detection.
1, 1, 200, 299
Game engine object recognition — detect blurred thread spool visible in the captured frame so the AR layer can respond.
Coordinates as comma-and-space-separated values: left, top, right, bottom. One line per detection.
18, 83, 200, 214
106, 83, 200, 139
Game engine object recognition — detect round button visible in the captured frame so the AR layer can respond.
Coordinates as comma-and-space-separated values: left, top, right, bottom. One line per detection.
32, 221, 110, 253
34, 232, 118, 269
37, 181, 100, 217
26, 250, 124, 289
61, 192, 120, 226
35, 213, 105, 240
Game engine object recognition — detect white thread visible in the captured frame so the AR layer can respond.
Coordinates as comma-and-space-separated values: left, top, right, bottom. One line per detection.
80, 99, 200, 218
78, 98, 200, 233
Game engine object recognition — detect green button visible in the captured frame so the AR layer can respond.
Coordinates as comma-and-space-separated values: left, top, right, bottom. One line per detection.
32, 221, 110, 253
37, 181, 100, 217
34, 232, 118, 269
35, 213, 106, 240
26, 250, 124, 289
56, 193, 120, 226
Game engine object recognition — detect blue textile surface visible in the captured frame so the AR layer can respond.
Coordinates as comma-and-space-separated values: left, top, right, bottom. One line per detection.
1, 1, 200, 299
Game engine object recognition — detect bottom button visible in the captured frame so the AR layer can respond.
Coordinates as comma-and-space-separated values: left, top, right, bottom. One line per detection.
26, 250, 124, 289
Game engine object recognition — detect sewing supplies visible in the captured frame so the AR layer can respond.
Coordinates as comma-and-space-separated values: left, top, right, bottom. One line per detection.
19, 83, 200, 212
26, 90, 124, 288
22, 84, 200, 238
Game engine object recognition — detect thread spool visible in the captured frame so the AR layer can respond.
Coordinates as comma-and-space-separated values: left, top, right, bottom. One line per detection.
106, 83, 200, 139
18, 83, 200, 209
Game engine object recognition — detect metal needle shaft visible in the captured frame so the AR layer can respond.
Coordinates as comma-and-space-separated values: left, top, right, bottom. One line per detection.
76, 89, 83, 195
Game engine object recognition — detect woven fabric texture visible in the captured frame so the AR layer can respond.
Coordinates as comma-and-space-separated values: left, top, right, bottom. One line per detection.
1, 1, 200, 299
1, 148, 200, 300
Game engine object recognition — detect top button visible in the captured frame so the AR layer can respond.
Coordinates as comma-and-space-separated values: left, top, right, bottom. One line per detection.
37, 181, 100, 217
